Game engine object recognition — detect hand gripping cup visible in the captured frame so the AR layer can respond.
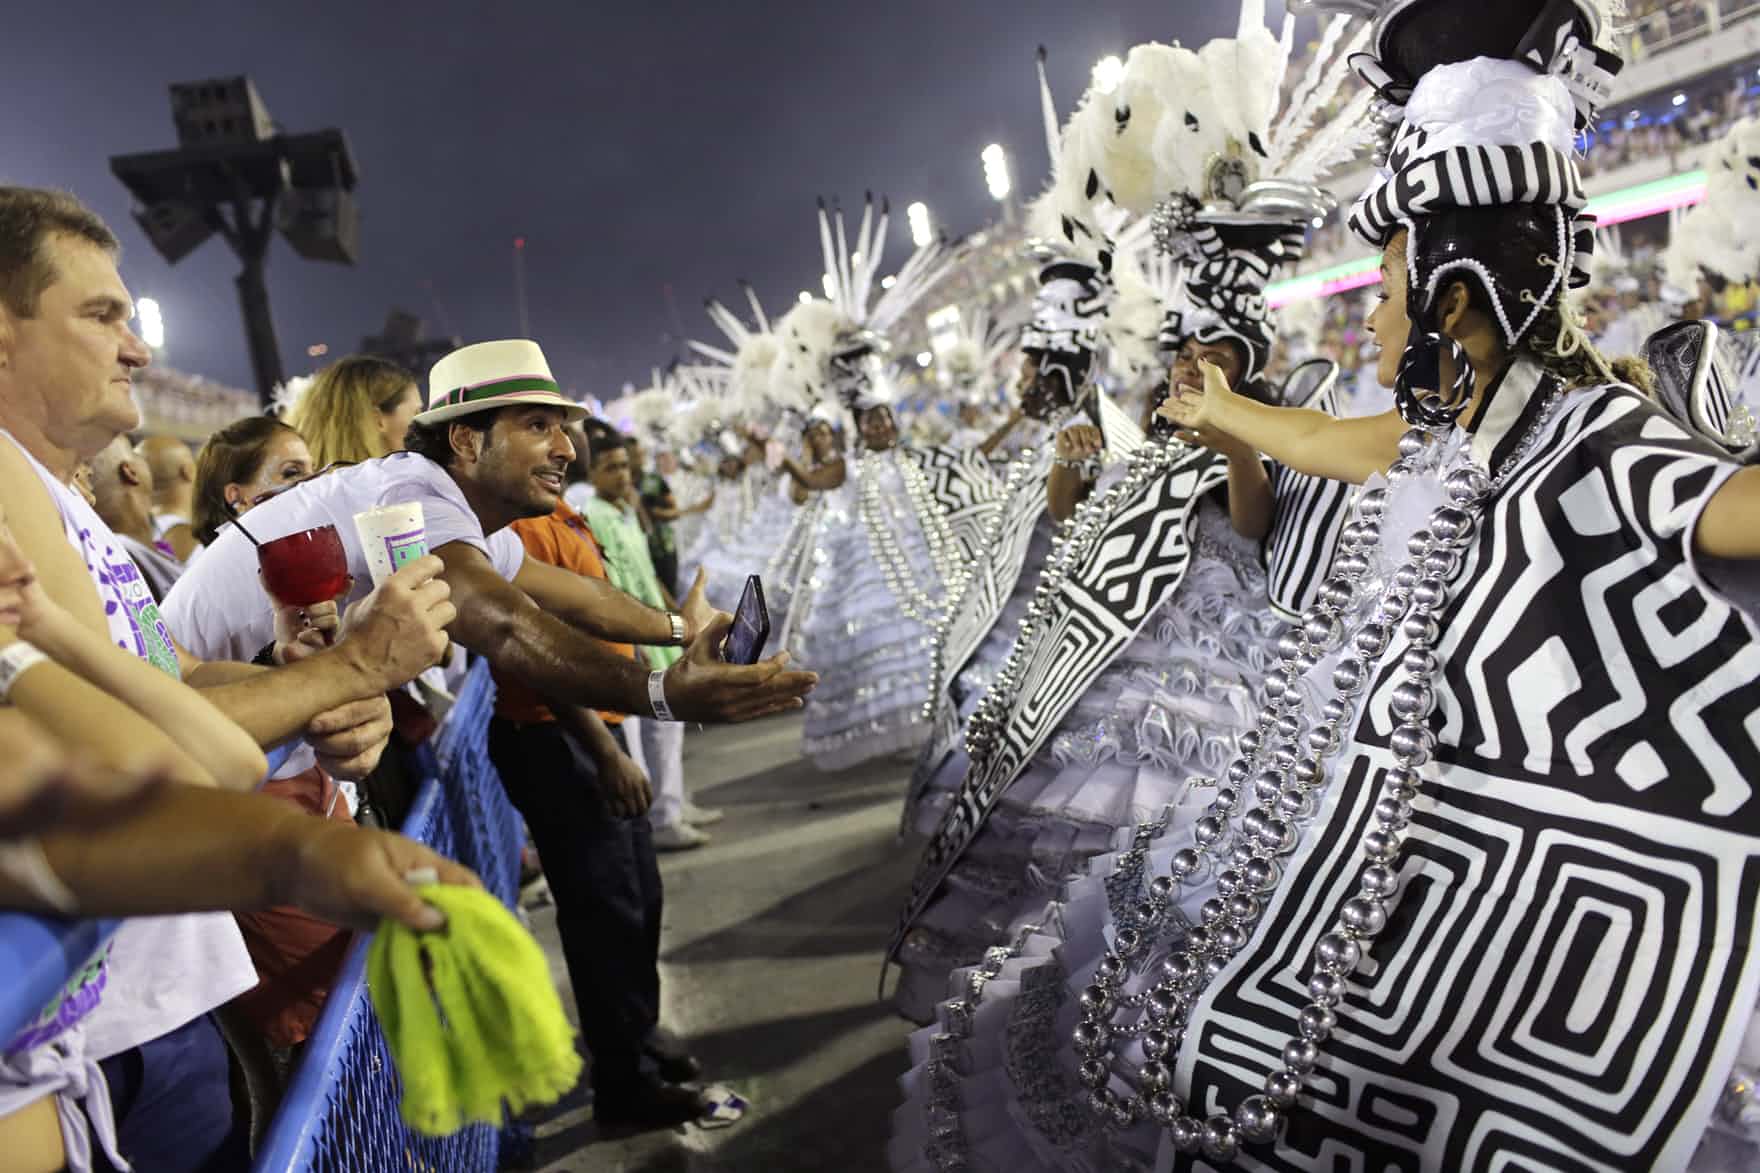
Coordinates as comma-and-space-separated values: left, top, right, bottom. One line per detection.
354, 502, 429, 588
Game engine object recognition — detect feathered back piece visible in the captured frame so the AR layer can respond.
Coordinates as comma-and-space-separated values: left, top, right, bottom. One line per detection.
269, 373, 316, 420
688, 283, 782, 425
1039, 0, 1371, 381
1666, 117, 1760, 291
940, 306, 1020, 404
776, 196, 959, 411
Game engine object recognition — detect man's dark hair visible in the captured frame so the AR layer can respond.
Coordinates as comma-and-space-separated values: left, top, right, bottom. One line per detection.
0, 187, 120, 318
581, 418, 628, 467
403, 408, 502, 469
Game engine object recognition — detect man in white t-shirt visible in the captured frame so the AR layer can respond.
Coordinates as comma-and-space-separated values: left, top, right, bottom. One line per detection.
165, 339, 818, 729
0, 186, 472, 1173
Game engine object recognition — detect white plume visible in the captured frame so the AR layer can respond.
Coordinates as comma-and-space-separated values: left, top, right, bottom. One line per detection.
1666, 117, 1760, 290
270, 373, 315, 419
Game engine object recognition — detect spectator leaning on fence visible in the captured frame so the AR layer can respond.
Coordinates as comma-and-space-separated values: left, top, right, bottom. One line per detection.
0, 184, 472, 1173
163, 337, 818, 733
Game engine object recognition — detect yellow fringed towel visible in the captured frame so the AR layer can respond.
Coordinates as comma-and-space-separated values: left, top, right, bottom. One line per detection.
368, 883, 584, 1136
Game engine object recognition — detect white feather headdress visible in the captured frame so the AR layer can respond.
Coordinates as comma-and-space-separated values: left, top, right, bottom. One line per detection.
1666, 117, 1760, 291
939, 307, 1019, 403
688, 284, 783, 424
774, 196, 959, 409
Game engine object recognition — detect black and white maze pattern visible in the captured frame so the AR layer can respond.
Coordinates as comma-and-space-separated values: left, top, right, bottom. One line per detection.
895, 446, 1231, 943
937, 447, 1056, 688
1173, 389, 1760, 1172
908, 449, 1057, 803
1263, 372, 1354, 623
901, 445, 1008, 567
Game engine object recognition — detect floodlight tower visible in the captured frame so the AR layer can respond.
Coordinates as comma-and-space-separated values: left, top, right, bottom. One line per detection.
110, 77, 360, 407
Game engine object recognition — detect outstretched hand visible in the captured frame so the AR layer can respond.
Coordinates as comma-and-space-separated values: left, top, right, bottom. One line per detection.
662, 612, 816, 723
678, 567, 723, 646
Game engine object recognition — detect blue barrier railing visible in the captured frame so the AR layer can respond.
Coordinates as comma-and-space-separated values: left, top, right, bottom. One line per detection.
253, 660, 528, 1173
0, 740, 301, 1051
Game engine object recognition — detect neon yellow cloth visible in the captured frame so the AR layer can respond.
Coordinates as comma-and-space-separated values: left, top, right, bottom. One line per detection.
368, 883, 583, 1136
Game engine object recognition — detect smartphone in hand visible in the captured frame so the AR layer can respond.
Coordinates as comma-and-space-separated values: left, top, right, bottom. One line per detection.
722, 575, 771, 665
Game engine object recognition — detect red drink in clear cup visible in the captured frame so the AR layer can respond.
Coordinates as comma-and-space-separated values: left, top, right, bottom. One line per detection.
258, 524, 350, 607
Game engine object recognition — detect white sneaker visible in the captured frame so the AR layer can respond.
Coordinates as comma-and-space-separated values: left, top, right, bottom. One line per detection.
683, 802, 725, 826
653, 822, 711, 851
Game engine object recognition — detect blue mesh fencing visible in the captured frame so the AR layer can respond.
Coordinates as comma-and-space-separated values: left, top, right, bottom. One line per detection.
254, 661, 533, 1173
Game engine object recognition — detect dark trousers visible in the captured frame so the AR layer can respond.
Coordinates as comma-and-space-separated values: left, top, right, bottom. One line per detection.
94, 1014, 249, 1173
487, 718, 662, 1095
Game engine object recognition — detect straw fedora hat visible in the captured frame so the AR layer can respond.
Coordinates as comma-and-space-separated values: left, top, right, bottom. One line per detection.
415, 339, 589, 426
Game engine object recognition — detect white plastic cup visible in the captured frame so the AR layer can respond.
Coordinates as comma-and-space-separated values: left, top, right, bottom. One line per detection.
353, 502, 428, 587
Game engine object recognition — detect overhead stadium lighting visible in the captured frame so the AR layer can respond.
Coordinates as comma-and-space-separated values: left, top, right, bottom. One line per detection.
136, 297, 165, 349
907, 202, 933, 248
981, 144, 1011, 201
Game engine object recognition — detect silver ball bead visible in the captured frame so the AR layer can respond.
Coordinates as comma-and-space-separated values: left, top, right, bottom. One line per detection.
1412, 575, 1448, 612
1400, 605, 1443, 644
1355, 621, 1391, 659
1307, 723, 1340, 755
1334, 551, 1371, 580
1079, 1057, 1110, 1088
1147, 988, 1180, 1021
1201, 1115, 1241, 1161
1088, 1089, 1113, 1117
1391, 563, 1420, 591
1298, 1003, 1337, 1042
1080, 984, 1113, 1014
1278, 787, 1312, 819
1374, 795, 1413, 829
1389, 724, 1435, 766
1333, 658, 1366, 695
1314, 932, 1361, 974
1194, 816, 1226, 847
1149, 875, 1175, 900
1356, 486, 1388, 520
1213, 924, 1247, 954
1243, 857, 1279, 892
1340, 896, 1389, 937
1282, 1038, 1320, 1072
1389, 680, 1435, 722
1169, 848, 1202, 878
1303, 613, 1342, 651
1430, 506, 1476, 546
1443, 465, 1491, 506
1138, 1059, 1171, 1090
1406, 529, 1435, 559
1149, 1090, 1184, 1125
1401, 647, 1438, 677
1362, 828, 1401, 862
1074, 1020, 1111, 1053
1200, 898, 1228, 926
1235, 1094, 1282, 1143
1291, 756, 1322, 787
1237, 729, 1262, 757
1226, 892, 1260, 921
1215, 867, 1243, 897
1423, 548, 1460, 578
1115, 928, 1144, 957
1185, 927, 1212, 954
1274, 713, 1302, 741
1396, 429, 1430, 459
1170, 1116, 1203, 1152
1227, 757, 1255, 785
1377, 589, 1413, 625
1319, 576, 1356, 610
1308, 969, 1348, 1006
1203, 954, 1230, 980
1141, 1028, 1172, 1059
1264, 1069, 1304, 1108
1259, 816, 1293, 853
1359, 862, 1400, 899
1098, 953, 1126, 982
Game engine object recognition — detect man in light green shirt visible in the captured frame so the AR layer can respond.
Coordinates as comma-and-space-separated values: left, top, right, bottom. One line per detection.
579, 421, 721, 847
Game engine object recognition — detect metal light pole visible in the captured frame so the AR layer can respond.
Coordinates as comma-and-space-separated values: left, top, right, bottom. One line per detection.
111, 76, 359, 407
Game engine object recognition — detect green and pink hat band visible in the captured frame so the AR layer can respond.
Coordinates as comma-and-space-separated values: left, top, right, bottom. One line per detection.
432, 374, 563, 411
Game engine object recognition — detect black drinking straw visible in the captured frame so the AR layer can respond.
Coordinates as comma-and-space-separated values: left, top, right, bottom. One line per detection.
229, 514, 263, 548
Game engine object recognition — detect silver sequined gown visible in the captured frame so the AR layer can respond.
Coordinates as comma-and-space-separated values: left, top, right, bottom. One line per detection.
891, 494, 1283, 1023
790, 449, 943, 770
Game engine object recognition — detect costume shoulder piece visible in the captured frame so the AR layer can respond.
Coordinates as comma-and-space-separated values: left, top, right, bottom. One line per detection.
1264, 359, 1357, 619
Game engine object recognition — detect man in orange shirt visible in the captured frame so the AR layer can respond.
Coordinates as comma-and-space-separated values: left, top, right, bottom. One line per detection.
488, 499, 708, 1130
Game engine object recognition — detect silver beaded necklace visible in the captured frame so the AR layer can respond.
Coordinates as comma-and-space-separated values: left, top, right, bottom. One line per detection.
857, 447, 971, 624
1069, 384, 1563, 1162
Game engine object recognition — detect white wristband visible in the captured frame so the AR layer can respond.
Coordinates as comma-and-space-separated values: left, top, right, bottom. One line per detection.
0, 642, 48, 703
648, 669, 676, 722
0, 839, 78, 914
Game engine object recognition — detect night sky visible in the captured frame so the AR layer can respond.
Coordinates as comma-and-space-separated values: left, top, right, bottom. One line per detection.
3, 1, 1262, 398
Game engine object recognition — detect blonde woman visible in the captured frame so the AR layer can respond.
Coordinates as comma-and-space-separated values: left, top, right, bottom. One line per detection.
283, 355, 422, 469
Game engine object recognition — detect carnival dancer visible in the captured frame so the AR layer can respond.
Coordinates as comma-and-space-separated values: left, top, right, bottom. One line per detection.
775, 198, 1004, 769
901, 252, 1120, 840
888, 2, 1368, 1025
895, 1, 1760, 1168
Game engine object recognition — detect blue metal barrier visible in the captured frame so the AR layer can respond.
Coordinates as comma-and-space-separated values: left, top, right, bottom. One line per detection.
0, 741, 300, 1051
254, 660, 530, 1173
